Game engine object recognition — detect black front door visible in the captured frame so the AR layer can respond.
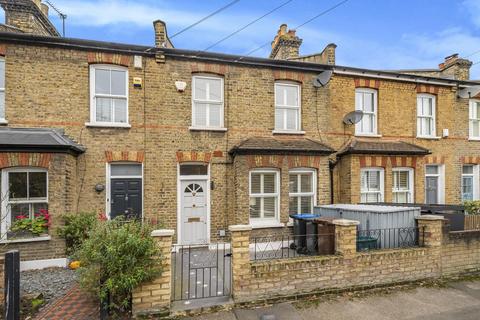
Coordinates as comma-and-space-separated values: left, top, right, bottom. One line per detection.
110, 178, 142, 220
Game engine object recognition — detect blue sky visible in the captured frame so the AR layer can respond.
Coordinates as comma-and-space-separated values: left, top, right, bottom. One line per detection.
18, 0, 480, 78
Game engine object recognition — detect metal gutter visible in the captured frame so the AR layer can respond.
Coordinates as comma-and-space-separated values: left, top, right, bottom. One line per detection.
333, 68, 465, 87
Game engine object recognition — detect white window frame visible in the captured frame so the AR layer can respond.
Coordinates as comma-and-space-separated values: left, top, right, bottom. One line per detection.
0, 57, 5, 123
469, 99, 480, 140
1, 167, 49, 237
392, 167, 414, 203
249, 169, 281, 227
416, 94, 436, 138
461, 164, 479, 201
360, 167, 384, 203
425, 164, 445, 204
191, 75, 225, 130
274, 82, 302, 133
355, 88, 378, 136
288, 168, 317, 215
87, 64, 130, 128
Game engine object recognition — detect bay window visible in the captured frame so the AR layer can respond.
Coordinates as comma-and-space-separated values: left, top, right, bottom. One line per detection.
249, 169, 279, 224
360, 168, 384, 203
289, 169, 316, 215
392, 168, 414, 203
89, 64, 129, 127
1, 168, 48, 236
462, 165, 479, 202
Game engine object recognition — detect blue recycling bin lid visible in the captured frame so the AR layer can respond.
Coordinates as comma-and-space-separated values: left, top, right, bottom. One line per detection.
289, 213, 321, 220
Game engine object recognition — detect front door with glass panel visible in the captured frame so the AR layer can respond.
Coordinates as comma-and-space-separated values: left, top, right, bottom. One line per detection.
109, 163, 142, 220
425, 176, 438, 204
181, 180, 208, 244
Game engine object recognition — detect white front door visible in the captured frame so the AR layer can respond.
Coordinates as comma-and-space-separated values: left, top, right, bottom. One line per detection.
181, 180, 208, 245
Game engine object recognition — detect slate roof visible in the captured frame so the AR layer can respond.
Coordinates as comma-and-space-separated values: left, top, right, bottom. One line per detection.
0, 0, 60, 36
230, 137, 335, 155
336, 139, 430, 157
0, 127, 86, 155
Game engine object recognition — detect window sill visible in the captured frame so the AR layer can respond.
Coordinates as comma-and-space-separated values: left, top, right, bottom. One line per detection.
0, 119, 8, 125
416, 136, 441, 140
468, 137, 480, 141
189, 126, 228, 132
85, 122, 131, 128
250, 221, 284, 229
0, 235, 51, 244
355, 133, 382, 138
272, 130, 305, 135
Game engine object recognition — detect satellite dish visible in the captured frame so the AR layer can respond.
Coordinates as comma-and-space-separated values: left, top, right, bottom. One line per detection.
313, 70, 333, 87
343, 110, 364, 125
458, 86, 480, 99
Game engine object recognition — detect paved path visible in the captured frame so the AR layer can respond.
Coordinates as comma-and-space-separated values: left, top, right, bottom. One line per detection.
34, 284, 99, 320
180, 280, 480, 320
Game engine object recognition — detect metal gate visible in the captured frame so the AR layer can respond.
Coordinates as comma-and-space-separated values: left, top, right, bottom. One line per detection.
171, 243, 231, 301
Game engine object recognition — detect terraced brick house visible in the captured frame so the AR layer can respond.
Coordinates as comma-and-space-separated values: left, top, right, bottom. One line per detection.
0, 0, 478, 267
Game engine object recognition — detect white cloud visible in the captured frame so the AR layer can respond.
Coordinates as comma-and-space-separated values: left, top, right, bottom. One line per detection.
463, 0, 480, 29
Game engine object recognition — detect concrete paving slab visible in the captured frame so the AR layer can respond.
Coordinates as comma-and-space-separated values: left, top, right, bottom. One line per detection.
234, 302, 302, 320
181, 311, 237, 320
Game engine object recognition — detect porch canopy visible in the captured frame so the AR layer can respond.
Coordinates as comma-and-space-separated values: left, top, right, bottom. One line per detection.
336, 138, 430, 157
230, 136, 335, 155
0, 127, 85, 155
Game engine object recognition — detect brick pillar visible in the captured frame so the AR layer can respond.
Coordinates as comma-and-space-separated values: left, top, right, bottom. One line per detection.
229, 225, 252, 301
416, 215, 445, 248
333, 219, 360, 257
132, 229, 174, 317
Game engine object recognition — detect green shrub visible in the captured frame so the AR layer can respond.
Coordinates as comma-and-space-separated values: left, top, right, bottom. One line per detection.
57, 212, 98, 256
75, 218, 163, 312
464, 200, 480, 215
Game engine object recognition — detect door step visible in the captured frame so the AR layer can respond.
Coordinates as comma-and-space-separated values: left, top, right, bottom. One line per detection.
171, 296, 234, 316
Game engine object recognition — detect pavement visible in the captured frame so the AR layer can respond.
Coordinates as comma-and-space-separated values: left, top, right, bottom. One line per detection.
179, 280, 480, 320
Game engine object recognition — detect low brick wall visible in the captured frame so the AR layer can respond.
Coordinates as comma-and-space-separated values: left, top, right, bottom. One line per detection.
245, 248, 439, 301
442, 229, 480, 276
229, 215, 478, 303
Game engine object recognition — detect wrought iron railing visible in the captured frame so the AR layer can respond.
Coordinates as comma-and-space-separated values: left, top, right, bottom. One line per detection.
356, 226, 424, 251
250, 233, 335, 261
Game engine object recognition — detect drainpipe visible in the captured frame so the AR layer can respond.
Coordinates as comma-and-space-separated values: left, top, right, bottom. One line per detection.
329, 159, 337, 204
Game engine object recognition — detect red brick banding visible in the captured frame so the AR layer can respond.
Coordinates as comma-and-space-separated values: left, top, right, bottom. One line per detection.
0, 153, 51, 168
273, 70, 305, 83
354, 78, 380, 89
105, 151, 145, 163
416, 84, 439, 94
176, 151, 212, 163
87, 52, 131, 67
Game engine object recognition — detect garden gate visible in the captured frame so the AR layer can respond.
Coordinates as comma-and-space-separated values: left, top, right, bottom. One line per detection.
171, 243, 231, 301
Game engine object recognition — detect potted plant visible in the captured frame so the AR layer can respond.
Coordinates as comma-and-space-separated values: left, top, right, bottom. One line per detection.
9, 209, 50, 239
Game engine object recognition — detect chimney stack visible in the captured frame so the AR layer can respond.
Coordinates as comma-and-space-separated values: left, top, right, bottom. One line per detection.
438, 53, 473, 81
0, 0, 60, 36
269, 24, 303, 60
153, 20, 174, 48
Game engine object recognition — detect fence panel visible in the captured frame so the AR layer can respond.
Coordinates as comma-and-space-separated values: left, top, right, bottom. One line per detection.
356, 227, 424, 252
465, 215, 480, 230
250, 233, 335, 261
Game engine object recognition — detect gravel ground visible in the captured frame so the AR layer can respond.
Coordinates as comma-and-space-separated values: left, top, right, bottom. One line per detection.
21, 267, 77, 303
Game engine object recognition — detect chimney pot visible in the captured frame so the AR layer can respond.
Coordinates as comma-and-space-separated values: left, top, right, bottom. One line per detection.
269, 24, 302, 60
40, 3, 49, 17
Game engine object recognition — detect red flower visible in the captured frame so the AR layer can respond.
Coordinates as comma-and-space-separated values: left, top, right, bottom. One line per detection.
39, 209, 48, 215
98, 213, 107, 221
15, 215, 27, 220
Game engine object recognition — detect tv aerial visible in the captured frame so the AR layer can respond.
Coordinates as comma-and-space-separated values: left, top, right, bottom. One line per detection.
343, 110, 364, 125
45, 0, 67, 37
313, 70, 333, 87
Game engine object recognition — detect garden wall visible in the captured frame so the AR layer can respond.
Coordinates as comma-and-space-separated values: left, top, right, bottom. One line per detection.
229, 216, 478, 303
